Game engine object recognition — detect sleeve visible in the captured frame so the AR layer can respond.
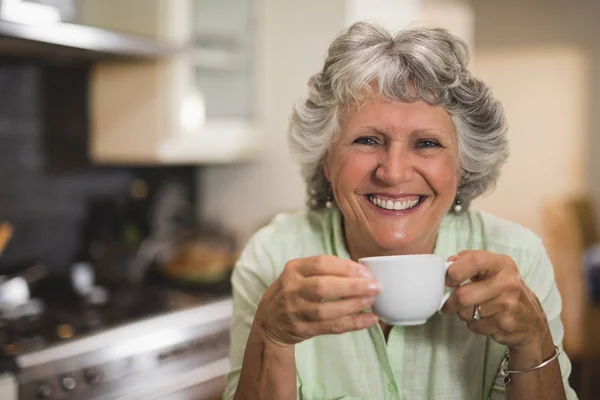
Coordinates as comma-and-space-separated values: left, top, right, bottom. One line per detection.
222, 226, 304, 400
488, 239, 579, 400
222, 229, 273, 400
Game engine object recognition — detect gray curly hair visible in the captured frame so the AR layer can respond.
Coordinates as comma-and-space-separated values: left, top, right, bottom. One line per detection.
288, 22, 508, 213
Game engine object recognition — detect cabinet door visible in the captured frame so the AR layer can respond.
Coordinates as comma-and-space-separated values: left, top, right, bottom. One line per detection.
190, 0, 255, 120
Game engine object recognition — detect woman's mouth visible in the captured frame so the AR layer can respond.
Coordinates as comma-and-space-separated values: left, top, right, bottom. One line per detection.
367, 195, 425, 211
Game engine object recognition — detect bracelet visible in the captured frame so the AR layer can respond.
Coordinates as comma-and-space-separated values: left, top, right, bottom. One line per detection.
500, 345, 561, 384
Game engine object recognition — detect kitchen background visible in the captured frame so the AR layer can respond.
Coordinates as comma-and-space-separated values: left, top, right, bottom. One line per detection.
0, 57, 197, 272
0, 0, 599, 399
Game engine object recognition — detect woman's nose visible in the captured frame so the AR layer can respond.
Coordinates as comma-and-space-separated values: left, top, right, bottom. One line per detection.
375, 146, 414, 184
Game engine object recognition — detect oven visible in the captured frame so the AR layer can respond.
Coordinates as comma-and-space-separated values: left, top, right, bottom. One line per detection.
12, 297, 232, 400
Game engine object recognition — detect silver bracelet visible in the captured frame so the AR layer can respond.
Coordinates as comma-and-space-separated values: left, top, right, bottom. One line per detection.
500, 345, 561, 384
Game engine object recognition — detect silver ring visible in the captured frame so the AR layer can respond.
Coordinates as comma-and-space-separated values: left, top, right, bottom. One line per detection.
473, 304, 482, 321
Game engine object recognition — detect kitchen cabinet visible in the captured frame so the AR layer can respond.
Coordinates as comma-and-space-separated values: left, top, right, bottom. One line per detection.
83, 0, 263, 165
0, 18, 175, 61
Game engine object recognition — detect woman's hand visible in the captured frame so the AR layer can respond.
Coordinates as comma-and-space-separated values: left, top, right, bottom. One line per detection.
254, 255, 380, 347
441, 250, 551, 351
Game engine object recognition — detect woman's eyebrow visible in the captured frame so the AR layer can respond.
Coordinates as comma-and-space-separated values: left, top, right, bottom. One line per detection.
357, 126, 389, 136
359, 126, 450, 137
410, 128, 449, 136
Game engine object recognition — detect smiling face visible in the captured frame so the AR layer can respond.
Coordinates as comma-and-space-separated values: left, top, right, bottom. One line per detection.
324, 95, 459, 259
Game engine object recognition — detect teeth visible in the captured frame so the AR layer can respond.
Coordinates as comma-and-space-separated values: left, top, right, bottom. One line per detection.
369, 196, 420, 211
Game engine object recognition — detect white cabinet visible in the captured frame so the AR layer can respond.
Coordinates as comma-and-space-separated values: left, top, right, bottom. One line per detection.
82, 0, 263, 164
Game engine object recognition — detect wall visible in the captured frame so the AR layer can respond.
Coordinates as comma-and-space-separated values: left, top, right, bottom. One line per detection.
472, 47, 589, 234
197, 0, 346, 245
469, 0, 597, 234
0, 59, 195, 274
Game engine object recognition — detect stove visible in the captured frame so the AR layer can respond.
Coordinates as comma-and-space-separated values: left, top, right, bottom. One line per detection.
0, 282, 232, 400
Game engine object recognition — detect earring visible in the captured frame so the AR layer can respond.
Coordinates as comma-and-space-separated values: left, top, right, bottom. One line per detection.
453, 191, 462, 213
325, 185, 335, 208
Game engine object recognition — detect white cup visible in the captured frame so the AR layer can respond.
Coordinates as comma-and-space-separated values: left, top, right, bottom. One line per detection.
358, 254, 453, 326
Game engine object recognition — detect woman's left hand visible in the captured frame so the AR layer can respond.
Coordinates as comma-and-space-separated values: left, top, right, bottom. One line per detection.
441, 250, 551, 351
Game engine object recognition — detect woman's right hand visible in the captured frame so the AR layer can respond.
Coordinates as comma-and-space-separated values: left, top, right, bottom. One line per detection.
254, 255, 381, 347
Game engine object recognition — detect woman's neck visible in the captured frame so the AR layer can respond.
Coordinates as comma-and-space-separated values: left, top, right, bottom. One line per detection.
342, 218, 438, 261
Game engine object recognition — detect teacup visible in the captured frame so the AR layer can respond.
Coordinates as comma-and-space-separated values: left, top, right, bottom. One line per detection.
358, 254, 453, 326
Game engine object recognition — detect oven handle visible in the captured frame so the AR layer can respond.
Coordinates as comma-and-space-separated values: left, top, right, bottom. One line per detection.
114, 357, 230, 400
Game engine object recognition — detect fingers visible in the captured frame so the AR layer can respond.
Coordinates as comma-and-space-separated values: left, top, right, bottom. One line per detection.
455, 300, 503, 322
449, 292, 528, 342
291, 255, 373, 279
297, 313, 379, 337
466, 317, 498, 336
441, 251, 549, 349
298, 275, 380, 301
465, 312, 523, 343
299, 296, 375, 321
443, 275, 503, 314
443, 269, 523, 315
445, 251, 513, 287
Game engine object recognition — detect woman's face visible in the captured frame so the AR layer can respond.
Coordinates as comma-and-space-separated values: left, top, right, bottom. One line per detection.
324, 95, 459, 258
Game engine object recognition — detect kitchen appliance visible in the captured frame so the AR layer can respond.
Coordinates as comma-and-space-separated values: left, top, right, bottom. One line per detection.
0, 280, 232, 400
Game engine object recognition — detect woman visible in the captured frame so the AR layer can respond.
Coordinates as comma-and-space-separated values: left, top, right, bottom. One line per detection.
224, 22, 577, 399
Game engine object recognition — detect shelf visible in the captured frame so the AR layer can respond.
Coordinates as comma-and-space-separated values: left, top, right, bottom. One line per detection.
90, 120, 263, 166
156, 120, 262, 164
0, 19, 177, 62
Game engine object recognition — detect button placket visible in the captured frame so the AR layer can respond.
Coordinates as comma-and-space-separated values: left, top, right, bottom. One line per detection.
385, 326, 404, 400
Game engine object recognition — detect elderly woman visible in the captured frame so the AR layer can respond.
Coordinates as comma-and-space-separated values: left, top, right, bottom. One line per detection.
224, 22, 577, 399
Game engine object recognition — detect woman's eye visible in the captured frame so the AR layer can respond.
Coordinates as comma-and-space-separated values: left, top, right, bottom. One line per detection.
416, 139, 441, 148
353, 137, 379, 146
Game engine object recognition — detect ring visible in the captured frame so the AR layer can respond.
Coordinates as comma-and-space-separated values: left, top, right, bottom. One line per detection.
473, 304, 482, 321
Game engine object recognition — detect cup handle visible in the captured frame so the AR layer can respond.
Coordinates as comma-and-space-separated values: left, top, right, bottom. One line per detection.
438, 261, 454, 311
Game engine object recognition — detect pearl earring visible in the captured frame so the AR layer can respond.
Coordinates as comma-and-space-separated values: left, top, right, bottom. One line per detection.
453, 191, 462, 213
325, 185, 335, 208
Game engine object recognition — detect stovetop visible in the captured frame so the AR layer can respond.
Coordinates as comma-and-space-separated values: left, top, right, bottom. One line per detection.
0, 282, 222, 358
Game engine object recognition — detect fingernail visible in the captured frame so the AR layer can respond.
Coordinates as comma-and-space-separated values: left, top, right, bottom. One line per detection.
361, 296, 374, 306
367, 282, 380, 292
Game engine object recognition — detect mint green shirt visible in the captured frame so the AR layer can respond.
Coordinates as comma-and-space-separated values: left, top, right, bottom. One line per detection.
224, 208, 578, 399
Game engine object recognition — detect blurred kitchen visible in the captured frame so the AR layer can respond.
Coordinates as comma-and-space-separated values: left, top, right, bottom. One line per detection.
0, 0, 598, 399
